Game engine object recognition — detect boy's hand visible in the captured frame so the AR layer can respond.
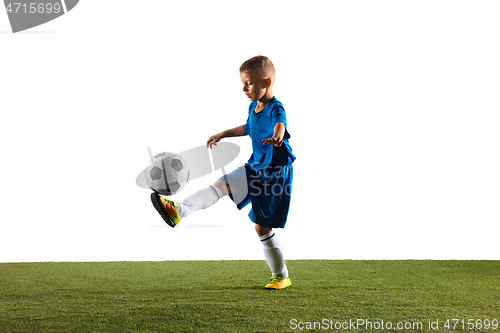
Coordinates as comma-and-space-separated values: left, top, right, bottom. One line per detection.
207, 133, 224, 148
262, 136, 283, 147
263, 122, 285, 147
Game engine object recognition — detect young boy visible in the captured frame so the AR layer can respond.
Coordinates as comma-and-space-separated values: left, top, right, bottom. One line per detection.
151, 55, 296, 290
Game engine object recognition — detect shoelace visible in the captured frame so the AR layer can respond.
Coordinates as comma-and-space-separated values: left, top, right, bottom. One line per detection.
269, 276, 285, 284
161, 198, 175, 208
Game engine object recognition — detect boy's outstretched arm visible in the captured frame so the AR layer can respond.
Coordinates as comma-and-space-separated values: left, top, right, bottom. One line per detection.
262, 122, 285, 147
207, 125, 247, 148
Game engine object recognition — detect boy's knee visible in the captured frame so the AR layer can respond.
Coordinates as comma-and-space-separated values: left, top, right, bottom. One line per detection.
214, 179, 237, 197
255, 224, 272, 237
213, 180, 229, 197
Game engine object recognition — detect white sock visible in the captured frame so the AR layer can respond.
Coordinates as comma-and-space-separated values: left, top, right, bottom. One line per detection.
259, 232, 289, 278
177, 185, 223, 217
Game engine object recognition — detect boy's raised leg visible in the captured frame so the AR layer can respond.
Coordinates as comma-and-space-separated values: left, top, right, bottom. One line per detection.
151, 184, 224, 227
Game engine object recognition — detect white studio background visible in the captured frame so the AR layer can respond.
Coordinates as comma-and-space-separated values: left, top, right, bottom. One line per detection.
1, 1, 499, 262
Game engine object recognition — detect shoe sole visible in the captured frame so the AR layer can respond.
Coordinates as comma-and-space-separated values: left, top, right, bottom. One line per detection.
150, 192, 176, 228
264, 284, 293, 290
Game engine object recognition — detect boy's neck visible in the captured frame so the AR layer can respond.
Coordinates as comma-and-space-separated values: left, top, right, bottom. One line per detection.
255, 92, 274, 113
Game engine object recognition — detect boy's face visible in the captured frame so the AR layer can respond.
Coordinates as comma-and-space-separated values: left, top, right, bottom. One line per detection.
240, 71, 270, 102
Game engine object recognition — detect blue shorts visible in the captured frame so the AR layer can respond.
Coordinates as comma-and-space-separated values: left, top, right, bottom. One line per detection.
219, 164, 293, 228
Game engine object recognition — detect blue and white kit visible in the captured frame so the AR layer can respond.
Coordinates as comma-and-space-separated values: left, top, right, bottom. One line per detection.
219, 97, 296, 228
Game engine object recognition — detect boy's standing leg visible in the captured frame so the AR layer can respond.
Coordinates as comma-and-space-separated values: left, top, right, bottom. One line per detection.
256, 224, 292, 290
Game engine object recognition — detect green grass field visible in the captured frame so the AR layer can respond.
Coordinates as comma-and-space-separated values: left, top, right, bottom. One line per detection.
1, 260, 499, 332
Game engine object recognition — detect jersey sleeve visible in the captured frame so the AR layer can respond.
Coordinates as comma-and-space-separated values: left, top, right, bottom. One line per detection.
244, 115, 250, 134
271, 105, 287, 128
244, 102, 255, 134
272, 105, 292, 139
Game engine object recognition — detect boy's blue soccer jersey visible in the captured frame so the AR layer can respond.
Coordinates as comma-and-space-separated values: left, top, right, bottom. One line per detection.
220, 96, 295, 228
244, 96, 296, 169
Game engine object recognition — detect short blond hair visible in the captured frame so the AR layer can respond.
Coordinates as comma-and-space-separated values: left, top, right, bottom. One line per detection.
240, 55, 275, 81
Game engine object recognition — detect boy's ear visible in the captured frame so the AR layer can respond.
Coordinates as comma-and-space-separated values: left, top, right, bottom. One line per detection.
265, 78, 272, 88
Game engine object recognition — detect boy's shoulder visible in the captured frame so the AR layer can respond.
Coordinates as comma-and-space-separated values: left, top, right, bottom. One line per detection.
270, 96, 284, 108
248, 97, 285, 114
270, 98, 286, 117
272, 98, 285, 111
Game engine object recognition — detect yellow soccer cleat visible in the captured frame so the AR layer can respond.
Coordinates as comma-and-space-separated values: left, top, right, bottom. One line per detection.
264, 276, 292, 290
150, 192, 183, 227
